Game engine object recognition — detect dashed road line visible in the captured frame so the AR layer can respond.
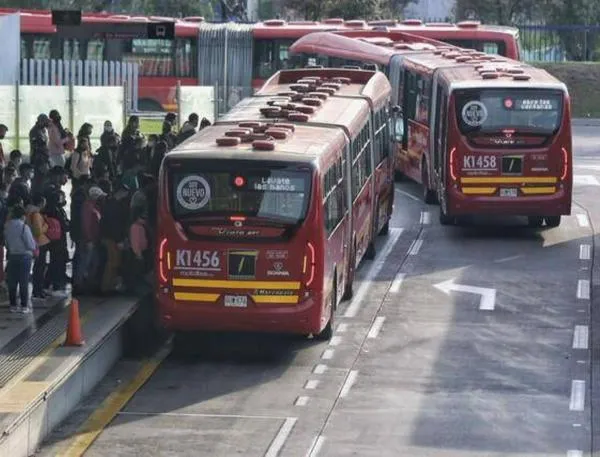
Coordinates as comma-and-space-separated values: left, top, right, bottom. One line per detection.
344, 228, 403, 318
367, 316, 386, 339
305, 380, 319, 390
569, 380, 585, 411
576, 214, 589, 228
408, 239, 423, 256
322, 349, 335, 360
420, 211, 431, 224
339, 370, 358, 398
567, 450, 583, 457
573, 325, 589, 350
389, 272, 405, 293
295, 396, 309, 406
577, 279, 590, 300
336, 323, 348, 333
580, 244, 592, 260
329, 336, 342, 346
395, 188, 420, 202
313, 364, 328, 375
265, 417, 297, 457
493, 255, 522, 263
306, 436, 326, 457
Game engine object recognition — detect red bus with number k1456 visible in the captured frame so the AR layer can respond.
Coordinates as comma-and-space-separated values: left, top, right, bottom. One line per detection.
156, 68, 394, 341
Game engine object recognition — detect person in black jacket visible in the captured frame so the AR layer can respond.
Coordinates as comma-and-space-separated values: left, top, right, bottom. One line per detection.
176, 113, 199, 145
70, 175, 91, 293
159, 120, 177, 151
29, 114, 50, 168
7, 163, 33, 208
95, 133, 119, 182
150, 138, 169, 179
43, 188, 69, 295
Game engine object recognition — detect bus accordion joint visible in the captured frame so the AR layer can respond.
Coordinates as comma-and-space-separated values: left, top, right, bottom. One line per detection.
159, 238, 170, 285
449, 147, 458, 182
561, 147, 569, 181
303, 242, 316, 287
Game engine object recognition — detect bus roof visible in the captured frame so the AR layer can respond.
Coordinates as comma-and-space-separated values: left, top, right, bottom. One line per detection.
168, 122, 347, 164
256, 68, 391, 110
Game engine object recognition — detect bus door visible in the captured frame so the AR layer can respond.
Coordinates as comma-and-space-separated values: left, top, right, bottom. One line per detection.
430, 74, 449, 201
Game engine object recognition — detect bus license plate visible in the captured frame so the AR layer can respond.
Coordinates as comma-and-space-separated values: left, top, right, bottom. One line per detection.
224, 295, 247, 307
500, 188, 518, 198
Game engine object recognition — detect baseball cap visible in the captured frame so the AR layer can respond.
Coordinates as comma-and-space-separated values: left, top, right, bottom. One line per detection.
88, 186, 107, 200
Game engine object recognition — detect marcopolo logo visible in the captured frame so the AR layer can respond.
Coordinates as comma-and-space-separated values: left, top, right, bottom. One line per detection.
461, 100, 488, 127
176, 175, 210, 211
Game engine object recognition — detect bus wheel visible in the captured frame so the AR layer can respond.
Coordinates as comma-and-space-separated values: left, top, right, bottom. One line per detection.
342, 243, 355, 300
315, 281, 335, 341
172, 332, 196, 358
439, 208, 455, 226
527, 216, 544, 228
379, 220, 390, 236
365, 241, 376, 260
422, 164, 437, 204
545, 216, 561, 228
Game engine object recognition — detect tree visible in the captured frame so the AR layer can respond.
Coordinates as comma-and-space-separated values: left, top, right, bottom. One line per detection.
454, 0, 538, 25
283, 0, 333, 21
328, 0, 382, 20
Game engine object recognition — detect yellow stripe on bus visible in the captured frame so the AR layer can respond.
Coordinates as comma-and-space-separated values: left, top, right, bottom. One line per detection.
173, 292, 220, 302
461, 176, 557, 184
520, 187, 556, 195
461, 187, 497, 195
251, 295, 299, 304
172, 279, 301, 290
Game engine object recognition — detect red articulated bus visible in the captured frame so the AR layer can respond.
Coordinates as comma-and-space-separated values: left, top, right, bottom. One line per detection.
291, 33, 572, 227
156, 68, 394, 341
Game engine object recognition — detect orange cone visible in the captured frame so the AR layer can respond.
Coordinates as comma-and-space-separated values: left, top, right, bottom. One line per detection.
64, 298, 84, 346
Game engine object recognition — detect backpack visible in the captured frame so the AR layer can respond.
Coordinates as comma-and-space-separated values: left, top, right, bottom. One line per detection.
45, 215, 62, 241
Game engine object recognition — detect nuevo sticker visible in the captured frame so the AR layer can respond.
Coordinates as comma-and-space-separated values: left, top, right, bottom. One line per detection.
461, 101, 488, 127
177, 175, 210, 210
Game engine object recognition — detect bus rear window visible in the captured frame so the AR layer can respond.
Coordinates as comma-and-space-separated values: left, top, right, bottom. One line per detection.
169, 161, 312, 225
455, 89, 563, 134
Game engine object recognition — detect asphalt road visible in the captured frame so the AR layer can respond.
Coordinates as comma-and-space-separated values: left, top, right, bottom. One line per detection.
39, 124, 599, 457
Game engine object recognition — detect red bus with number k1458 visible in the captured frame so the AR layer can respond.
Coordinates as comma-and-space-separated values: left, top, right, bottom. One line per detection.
156, 68, 394, 340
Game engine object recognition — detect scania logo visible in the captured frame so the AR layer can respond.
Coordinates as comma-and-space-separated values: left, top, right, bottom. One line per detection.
274, 262, 283, 271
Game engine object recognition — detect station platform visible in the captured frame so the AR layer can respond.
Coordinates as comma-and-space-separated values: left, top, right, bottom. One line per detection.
0, 292, 145, 456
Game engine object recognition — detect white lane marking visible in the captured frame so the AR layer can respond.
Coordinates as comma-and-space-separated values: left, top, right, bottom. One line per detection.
395, 188, 420, 202
574, 175, 600, 186
295, 396, 309, 406
577, 279, 590, 300
569, 380, 585, 411
322, 349, 335, 360
265, 417, 297, 457
339, 370, 359, 398
344, 228, 403, 318
577, 360, 586, 365
408, 239, 423, 256
367, 316, 386, 339
420, 211, 431, 224
493, 255, 522, 263
434, 279, 496, 311
329, 336, 342, 346
576, 214, 590, 228
567, 451, 583, 457
306, 436, 326, 457
313, 364, 328, 375
336, 323, 348, 333
389, 272, 405, 293
305, 380, 319, 390
580, 244, 592, 260
118, 411, 286, 420
573, 325, 589, 350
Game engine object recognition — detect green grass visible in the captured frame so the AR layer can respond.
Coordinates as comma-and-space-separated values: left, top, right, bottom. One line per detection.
534, 61, 600, 118
139, 118, 163, 135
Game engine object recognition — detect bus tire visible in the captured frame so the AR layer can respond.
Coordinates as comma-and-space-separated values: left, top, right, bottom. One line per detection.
527, 216, 544, 228
172, 331, 195, 358
138, 98, 164, 112
342, 241, 356, 301
545, 216, 561, 228
379, 220, 390, 236
422, 162, 437, 205
315, 280, 335, 341
365, 240, 376, 260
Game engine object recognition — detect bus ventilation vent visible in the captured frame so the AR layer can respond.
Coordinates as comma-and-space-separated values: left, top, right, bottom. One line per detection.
345, 20, 367, 28
215, 122, 296, 149
455, 56, 472, 62
322, 18, 344, 25
401, 19, 423, 25
480, 71, 499, 79
457, 20, 481, 28
263, 19, 285, 26
513, 74, 531, 81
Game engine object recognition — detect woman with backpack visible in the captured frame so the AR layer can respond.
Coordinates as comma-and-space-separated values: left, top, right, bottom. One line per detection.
43, 189, 69, 297
26, 193, 49, 301
4, 204, 37, 313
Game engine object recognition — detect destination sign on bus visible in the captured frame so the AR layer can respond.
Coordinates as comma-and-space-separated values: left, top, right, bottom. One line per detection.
247, 176, 306, 192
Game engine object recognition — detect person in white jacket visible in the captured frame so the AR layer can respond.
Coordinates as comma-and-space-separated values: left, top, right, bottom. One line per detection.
70, 137, 92, 188
48, 110, 71, 168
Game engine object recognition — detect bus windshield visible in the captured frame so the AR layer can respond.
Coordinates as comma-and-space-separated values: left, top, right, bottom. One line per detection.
168, 160, 312, 225
455, 88, 563, 134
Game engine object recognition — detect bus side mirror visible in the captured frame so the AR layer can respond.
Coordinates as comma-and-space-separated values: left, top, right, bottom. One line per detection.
390, 105, 404, 142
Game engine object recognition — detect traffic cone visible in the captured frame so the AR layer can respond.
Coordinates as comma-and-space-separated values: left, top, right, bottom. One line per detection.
64, 298, 84, 346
